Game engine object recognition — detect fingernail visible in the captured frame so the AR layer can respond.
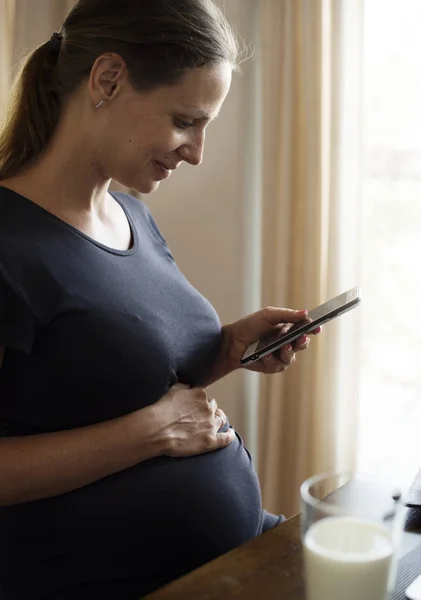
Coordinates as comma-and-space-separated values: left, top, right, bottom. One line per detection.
264, 354, 273, 361
285, 344, 292, 352
297, 309, 308, 316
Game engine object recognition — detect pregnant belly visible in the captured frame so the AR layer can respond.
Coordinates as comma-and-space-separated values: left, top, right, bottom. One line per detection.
0, 423, 263, 597
76, 423, 263, 552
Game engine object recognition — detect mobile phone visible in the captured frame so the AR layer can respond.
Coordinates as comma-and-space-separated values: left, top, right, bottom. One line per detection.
240, 286, 361, 365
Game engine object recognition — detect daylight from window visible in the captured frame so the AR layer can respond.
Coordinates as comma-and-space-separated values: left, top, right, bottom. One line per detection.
357, 0, 421, 488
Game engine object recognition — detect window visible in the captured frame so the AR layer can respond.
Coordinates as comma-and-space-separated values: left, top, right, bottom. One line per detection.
357, 0, 421, 487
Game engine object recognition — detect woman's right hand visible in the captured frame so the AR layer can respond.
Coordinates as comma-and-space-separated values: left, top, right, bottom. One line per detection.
152, 384, 235, 458
0, 385, 232, 506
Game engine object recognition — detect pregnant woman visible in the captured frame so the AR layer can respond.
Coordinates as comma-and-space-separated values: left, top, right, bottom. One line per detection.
0, 1, 318, 598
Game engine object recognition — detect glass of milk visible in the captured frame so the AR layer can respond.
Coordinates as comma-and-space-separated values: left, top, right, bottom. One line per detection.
300, 472, 405, 600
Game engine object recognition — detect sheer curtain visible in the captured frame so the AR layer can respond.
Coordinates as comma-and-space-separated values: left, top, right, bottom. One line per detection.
0, 0, 70, 114
0, 0, 15, 111
255, 0, 364, 517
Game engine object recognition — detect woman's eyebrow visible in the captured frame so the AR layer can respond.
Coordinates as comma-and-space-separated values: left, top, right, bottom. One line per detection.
180, 104, 219, 121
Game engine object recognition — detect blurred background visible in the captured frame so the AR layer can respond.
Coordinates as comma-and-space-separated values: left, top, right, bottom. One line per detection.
1, 0, 420, 517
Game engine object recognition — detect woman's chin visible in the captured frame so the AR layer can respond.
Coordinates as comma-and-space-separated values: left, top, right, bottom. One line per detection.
114, 178, 161, 195
136, 181, 161, 195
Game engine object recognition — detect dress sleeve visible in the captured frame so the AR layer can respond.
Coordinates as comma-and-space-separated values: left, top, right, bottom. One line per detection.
0, 268, 37, 353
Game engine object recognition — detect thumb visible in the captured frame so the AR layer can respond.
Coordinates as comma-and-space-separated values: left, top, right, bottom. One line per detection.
262, 306, 308, 326
171, 383, 190, 390
216, 428, 235, 448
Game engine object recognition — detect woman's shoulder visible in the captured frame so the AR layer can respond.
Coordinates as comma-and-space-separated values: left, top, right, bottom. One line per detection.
0, 185, 31, 241
0, 184, 21, 216
111, 191, 169, 249
110, 190, 149, 214
111, 191, 155, 227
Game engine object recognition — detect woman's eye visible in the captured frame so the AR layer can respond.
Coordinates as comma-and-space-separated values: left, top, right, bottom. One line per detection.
173, 117, 194, 130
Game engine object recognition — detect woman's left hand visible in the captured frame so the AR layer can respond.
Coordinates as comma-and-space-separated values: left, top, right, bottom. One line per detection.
223, 306, 322, 375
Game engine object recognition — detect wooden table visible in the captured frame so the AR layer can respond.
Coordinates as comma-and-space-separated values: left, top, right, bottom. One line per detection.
145, 507, 421, 600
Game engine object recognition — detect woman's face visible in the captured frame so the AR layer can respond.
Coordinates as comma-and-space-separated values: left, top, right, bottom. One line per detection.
89, 61, 232, 193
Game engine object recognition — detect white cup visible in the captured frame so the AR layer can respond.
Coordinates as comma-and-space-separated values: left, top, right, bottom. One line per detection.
300, 472, 404, 600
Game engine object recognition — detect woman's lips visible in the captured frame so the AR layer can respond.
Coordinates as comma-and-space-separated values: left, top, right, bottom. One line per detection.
152, 160, 171, 180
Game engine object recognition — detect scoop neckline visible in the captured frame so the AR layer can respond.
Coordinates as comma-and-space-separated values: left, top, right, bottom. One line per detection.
0, 186, 139, 257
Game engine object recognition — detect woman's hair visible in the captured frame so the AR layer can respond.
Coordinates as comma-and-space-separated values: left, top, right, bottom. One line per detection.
0, 0, 241, 180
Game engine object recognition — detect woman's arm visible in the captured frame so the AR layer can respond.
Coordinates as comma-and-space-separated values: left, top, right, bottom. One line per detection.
0, 355, 233, 507
0, 400, 165, 506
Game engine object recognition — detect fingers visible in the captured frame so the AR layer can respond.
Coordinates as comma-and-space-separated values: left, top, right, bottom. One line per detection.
208, 397, 217, 411
274, 335, 308, 366
261, 326, 320, 372
292, 335, 309, 352
162, 386, 235, 458
261, 337, 301, 373
293, 325, 322, 352
262, 353, 288, 373
208, 398, 226, 431
203, 395, 233, 449
279, 342, 297, 364
214, 407, 226, 430
216, 428, 235, 448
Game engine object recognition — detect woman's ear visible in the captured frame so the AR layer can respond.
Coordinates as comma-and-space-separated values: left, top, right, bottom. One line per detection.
89, 53, 127, 104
